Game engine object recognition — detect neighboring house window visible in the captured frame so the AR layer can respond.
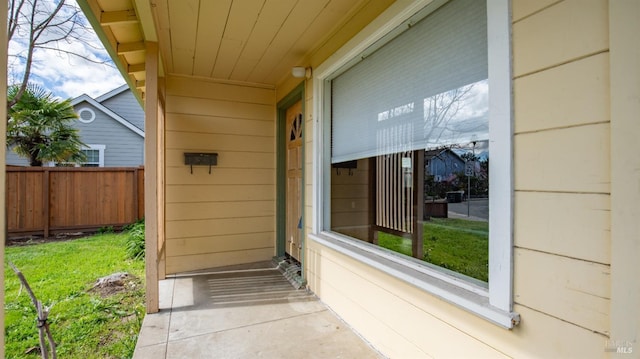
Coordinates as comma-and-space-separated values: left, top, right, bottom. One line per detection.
312, 0, 516, 327
80, 145, 105, 167
51, 144, 105, 167
81, 149, 99, 167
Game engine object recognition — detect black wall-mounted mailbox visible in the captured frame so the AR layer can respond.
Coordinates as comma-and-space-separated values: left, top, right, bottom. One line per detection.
184, 152, 218, 174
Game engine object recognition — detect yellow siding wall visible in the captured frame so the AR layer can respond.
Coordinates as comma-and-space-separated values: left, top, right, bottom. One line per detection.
164, 76, 276, 273
302, 0, 618, 357
512, 0, 610, 341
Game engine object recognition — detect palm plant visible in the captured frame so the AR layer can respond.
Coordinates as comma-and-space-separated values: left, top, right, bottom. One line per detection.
7, 83, 86, 166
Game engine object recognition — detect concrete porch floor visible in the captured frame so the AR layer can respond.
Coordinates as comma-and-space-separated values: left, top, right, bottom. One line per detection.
132, 262, 383, 358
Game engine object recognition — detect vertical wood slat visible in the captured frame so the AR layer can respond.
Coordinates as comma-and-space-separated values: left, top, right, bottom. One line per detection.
393, 153, 398, 230
133, 167, 139, 221
368, 157, 376, 243
413, 150, 424, 259
400, 152, 404, 232
376, 151, 416, 234
136, 167, 145, 220
43, 169, 50, 238
374, 150, 424, 259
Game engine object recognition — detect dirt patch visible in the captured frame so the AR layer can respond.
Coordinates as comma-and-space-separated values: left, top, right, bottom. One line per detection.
88, 272, 141, 298
6, 232, 93, 246
6, 230, 128, 246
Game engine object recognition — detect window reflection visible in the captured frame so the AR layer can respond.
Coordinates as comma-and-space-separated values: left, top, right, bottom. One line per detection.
331, 80, 489, 283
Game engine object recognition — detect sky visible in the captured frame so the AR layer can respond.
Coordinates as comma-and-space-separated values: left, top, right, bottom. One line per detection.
7, 0, 126, 100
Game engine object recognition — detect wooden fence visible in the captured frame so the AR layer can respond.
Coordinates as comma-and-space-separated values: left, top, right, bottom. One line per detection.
6, 166, 144, 238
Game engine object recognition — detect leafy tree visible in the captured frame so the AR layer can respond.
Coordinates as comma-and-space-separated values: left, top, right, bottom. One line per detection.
7, 83, 86, 166
460, 151, 478, 162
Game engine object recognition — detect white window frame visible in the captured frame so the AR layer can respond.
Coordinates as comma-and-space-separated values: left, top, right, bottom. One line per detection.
310, 0, 518, 328
81, 144, 106, 167
50, 144, 106, 167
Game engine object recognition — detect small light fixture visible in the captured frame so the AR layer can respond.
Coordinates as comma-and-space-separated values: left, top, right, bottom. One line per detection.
292, 66, 311, 79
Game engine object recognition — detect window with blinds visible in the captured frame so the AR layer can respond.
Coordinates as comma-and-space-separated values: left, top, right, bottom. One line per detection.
331, 0, 488, 164
329, 0, 490, 284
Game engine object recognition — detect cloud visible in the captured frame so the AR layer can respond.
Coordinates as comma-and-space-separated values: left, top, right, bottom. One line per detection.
7, 0, 126, 100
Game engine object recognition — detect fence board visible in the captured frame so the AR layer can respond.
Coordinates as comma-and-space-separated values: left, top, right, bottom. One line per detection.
6, 166, 145, 237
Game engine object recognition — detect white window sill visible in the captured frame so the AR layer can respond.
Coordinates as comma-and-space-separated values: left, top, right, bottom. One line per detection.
308, 231, 520, 329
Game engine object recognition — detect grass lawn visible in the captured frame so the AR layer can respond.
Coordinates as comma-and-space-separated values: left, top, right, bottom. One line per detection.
378, 218, 489, 282
4, 233, 145, 358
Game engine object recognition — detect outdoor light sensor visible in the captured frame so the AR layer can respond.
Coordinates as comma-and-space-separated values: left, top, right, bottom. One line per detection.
292, 66, 311, 78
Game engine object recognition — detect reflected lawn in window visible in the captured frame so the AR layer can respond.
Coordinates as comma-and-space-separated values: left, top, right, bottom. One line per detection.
378, 218, 488, 282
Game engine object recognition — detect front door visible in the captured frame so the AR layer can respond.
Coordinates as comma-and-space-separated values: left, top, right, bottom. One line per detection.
285, 100, 303, 261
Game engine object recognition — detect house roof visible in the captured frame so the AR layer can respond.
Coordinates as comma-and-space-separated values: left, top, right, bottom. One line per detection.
425, 148, 465, 162
71, 94, 145, 138
77, 0, 394, 100
95, 83, 129, 102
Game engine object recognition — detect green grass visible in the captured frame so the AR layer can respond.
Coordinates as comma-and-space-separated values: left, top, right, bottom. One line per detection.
4, 233, 145, 358
378, 218, 489, 282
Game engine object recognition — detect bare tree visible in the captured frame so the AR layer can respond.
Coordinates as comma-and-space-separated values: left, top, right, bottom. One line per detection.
9, 262, 57, 359
7, 0, 111, 109
422, 83, 476, 146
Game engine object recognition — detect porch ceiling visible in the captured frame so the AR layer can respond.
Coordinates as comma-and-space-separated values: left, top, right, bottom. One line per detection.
80, 0, 387, 100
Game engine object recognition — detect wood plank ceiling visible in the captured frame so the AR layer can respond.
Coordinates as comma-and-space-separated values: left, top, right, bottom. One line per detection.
82, 0, 392, 100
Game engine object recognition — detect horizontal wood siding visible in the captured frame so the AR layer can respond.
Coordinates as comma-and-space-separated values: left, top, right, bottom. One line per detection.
164, 76, 276, 274
100, 90, 145, 130
301, 0, 614, 358
6, 150, 29, 166
6, 167, 144, 236
307, 241, 609, 358
511, 0, 611, 342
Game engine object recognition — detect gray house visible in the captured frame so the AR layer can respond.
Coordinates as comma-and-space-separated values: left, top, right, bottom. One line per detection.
425, 148, 466, 182
6, 85, 145, 167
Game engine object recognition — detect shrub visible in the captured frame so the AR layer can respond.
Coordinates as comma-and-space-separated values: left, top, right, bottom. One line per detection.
97, 226, 115, 234
125, 220, 145, 260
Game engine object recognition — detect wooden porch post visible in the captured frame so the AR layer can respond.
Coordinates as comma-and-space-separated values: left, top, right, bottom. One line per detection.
144, 41, 160, 314
0, 0, 8, 354
157, 77, 166, 281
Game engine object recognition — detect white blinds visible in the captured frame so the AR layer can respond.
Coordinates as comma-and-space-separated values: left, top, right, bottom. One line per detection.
331, 0, 488, 164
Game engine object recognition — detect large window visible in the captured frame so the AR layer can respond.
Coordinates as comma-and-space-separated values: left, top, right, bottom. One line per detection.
313, 0, 517, 327
330, 0, 489, 284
